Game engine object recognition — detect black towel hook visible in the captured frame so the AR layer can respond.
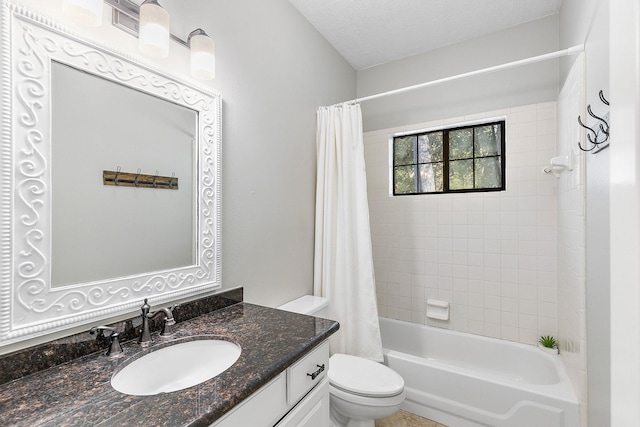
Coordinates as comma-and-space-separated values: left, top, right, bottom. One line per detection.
578, 89, 610, 153
587, 105, 609, 134
599, 90, 609, 106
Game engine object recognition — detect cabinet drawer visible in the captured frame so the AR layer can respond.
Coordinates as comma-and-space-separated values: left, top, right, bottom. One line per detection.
286, 340, 329, 406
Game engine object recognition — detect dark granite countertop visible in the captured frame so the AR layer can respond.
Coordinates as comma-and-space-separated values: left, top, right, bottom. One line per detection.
0, 302, 339, 427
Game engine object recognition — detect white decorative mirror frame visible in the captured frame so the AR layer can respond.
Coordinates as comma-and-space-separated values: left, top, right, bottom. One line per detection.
0, 1, 222, 346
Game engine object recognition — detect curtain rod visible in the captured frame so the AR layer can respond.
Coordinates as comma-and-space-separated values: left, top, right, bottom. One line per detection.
331, 44, 584, 107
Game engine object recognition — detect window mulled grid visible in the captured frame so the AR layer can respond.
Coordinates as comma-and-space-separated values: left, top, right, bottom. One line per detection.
392, 120, 506, 195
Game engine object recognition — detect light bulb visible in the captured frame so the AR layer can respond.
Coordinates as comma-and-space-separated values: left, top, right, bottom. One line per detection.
189, 29, 215, 80
138, 0, 170, 58
62, 0, 103, 27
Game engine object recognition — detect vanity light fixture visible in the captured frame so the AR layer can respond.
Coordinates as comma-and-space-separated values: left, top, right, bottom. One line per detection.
62, 0, 216, 79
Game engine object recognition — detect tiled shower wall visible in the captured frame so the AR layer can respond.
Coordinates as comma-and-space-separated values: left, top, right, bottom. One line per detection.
557, 55, 587, 425
364, 102, 558, 345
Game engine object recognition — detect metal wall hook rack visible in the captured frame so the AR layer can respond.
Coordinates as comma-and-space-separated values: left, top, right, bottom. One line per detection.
103, 167, 179, 190
578, 90, 610, 154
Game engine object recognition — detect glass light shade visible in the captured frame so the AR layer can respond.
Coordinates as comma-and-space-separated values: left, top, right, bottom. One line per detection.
62, 0, 103, 27
138, 0, 170, 58
190, 32, 215, 80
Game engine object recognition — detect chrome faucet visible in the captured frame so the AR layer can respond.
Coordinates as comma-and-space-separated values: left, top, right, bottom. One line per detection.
147, 306, 177, 337
138, 298, 178, 345
89, 325, 123, 356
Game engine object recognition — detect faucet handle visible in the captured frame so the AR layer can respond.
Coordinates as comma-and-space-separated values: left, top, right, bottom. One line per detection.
141, 298, 151, 315
139, 298, 153, 345
89, 326, 123, 356
89, 325, 116, 336
167, 304, 180, 324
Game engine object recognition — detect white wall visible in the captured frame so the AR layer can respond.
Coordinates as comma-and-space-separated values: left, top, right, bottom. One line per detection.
11, 0, 356, 310
171, 0, 356, 307
558, 0, 601, 83
609, 1, 640, 426
161, 0, 357, 307
559, 0, 611, 425
357, 15, 559, 132
364, 102, 559, 345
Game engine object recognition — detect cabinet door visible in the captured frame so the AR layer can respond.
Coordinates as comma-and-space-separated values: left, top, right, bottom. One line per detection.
211, 373, 287, 427
277, 377, 329, 427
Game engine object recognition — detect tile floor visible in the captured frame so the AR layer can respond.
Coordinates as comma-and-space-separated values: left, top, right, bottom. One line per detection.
375, 410, 449, 427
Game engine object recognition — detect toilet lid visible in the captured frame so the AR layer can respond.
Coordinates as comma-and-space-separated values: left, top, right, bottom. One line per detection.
328, 353, 404, 397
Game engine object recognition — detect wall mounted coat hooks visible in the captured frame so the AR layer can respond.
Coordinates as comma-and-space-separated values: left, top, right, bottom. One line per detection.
103, 167, 179, 190
578, 90, 610, 154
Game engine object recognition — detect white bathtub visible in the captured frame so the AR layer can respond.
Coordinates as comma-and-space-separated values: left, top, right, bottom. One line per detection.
379, 318, 579, 427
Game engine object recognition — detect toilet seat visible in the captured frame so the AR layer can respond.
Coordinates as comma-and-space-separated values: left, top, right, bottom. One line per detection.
329, 383, 406, 407
328, 353, 404, 398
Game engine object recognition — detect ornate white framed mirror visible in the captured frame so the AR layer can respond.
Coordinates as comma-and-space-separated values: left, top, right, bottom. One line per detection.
0, 1, 222, 346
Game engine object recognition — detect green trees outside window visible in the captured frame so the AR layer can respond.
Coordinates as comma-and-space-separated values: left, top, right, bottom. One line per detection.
393, 121, 505, 195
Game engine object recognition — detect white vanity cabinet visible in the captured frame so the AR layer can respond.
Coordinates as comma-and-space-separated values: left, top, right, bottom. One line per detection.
276, 378, 329, 427
212, 340, 330, 427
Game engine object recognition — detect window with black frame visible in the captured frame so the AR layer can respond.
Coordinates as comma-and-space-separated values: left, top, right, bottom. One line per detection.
392, 120, 505, 195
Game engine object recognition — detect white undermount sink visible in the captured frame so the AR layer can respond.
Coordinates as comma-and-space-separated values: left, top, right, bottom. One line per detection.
111, 337, 241, 395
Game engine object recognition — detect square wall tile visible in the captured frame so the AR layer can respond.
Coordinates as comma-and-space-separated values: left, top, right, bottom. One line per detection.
366, 102, 558, 345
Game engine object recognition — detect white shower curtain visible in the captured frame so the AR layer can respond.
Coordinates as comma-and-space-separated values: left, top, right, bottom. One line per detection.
314, 103, 383, 362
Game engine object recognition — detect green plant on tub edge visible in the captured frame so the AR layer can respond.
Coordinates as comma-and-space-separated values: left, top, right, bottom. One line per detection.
538, 335, 558, 349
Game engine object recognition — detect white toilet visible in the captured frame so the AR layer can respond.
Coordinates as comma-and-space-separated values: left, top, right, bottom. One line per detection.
278, 296, 405, 427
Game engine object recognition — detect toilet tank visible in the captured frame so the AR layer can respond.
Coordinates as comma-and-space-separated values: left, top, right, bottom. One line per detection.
278, 295, 329, 318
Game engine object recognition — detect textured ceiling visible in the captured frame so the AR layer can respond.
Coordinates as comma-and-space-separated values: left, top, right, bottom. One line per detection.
288, 0, 562, 70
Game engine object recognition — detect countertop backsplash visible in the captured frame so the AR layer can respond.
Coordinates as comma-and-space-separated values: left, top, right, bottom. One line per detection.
0, 288, 243, 385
